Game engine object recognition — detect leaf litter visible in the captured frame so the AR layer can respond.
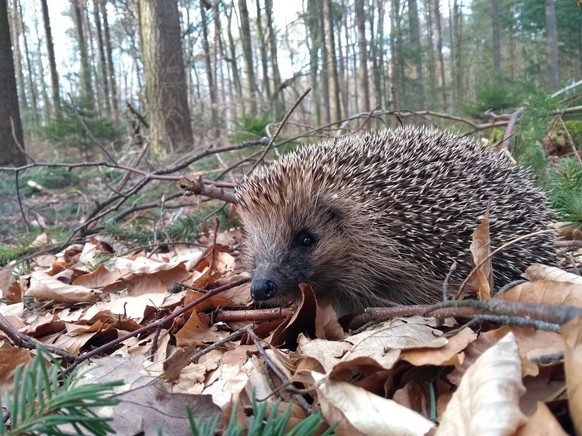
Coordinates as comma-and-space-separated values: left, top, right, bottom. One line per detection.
0, 228, 581, 435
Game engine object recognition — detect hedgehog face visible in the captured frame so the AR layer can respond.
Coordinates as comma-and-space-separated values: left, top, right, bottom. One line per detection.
238, 190, 353, 308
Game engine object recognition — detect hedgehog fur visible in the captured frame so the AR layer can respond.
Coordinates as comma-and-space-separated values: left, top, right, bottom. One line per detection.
235, 127, 556, 315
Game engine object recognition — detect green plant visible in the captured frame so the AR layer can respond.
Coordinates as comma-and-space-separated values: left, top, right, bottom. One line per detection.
0, 348, 122, 436
464, 72, 526, 118
229, 114, 271, 143
43, 100, 123, 156
548, 157, 582, 226
188, 395, 336, 436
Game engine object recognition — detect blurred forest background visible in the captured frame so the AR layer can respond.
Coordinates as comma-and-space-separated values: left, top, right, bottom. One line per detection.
0, 0, 581, 257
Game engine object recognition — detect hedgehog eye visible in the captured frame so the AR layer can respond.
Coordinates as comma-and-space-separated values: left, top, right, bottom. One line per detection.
296, 230, 315, 248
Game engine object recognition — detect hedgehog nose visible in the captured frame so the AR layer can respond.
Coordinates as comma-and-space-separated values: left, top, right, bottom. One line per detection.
251, 278, 278, 300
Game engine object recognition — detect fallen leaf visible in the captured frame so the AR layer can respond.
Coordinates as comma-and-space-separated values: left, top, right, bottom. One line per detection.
437, 332, 526, 435
516, 402, 567, 436
26, 271, 100, 303
312, 371, 435, 435
560, 316, 582, 434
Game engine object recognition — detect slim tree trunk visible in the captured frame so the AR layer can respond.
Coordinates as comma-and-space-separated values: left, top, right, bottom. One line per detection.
306, 0, 322, 125
324, 0, 341, 123
319, 0, 330, 124
545, 0, 559, 90
138, 0, 193, 155
200, 0, 218, 132
72, 0, 94, 108
101, 0, 119, 123
491, 0, 501, 71
255, 0, 271, 103
408, 0, 424, 107
433, 0, 447, 110
40, 0, 61, 118
225, 3, 242, 117
264, 0, 283, 119
18, 0, 39, 128
0, 0, 26, 165
93, 0, 110, 115
238, 0, 257, 115
355, 0, 370, 112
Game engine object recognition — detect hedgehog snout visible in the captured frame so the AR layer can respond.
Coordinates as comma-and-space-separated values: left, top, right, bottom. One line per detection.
250, 277, 278, 300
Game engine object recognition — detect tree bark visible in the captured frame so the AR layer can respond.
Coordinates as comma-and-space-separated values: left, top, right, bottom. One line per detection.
93, 0, 110, 115
72, 0, 94, 108
264, 0, 283, 119
408, 0, 424, 107
0, 0, 26, 166
433, 0, 447, 110
255, 0, 271, 103
40, 0, 61, 118
324, 0, 341, 123
138, 0, 193, 156
355, 0, 370, 112
491, 0, 501, 71
238, 0, 257, 115
545, 0, 559, 90
101, 0, 119, 123
200, 0, 218, 134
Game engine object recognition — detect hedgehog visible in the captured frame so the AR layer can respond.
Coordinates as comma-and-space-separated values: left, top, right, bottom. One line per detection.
235, 127, 556, 316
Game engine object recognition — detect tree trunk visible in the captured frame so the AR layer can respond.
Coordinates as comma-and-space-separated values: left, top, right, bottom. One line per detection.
433, 0, 447, 110
255, 0, 271, 103
225, 2, 242, 118
306, 0, 322, 125
138, 0, 193, 156
40, 0, 61, 118
264, 0, 283, 119
238, 0, 257, 115
408, 0, 424, 107
0, 0, 26, 166
319, 0, 330, 124
324, 0, 341, 123
355, 0, 370, 112
72, 0, 94, 108
491, 0, 501, 71
18, 0, 39, 128
545, 0, 559, 90
93, 0, 110, 115
200, 0, 218, 134
101, 0, 119, 123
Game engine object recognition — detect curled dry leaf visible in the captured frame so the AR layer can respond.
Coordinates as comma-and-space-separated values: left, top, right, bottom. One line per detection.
560, 316, 582, 434
468, 215, 492, 300
497, 279, 582, 306
437, 332, 526, 436
523, 264, 582, 284
312, 371, 435, 436
26, 271, 100, 303
515, 402, 567, 436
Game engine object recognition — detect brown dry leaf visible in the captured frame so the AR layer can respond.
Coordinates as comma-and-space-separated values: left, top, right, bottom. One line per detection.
201, 359, 250, 407
468, 215, 493, 300
26, 271, 100, 303
524, 264, 582, 283
516, 402, 567, 436
343, 317, 448, 359
72, 264, 125, 288
401, 327, 477, 366
497, 279, 582, 306
312, 371, 435, 436
314, 295, 345, 341
560, 316, 582, 434
183, 289, 231, 312
81, 355, 220, 435
437, 332, 526, 435
175, 311, 228, 347
0, 341, 33, 392
448, 326, 563, 384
